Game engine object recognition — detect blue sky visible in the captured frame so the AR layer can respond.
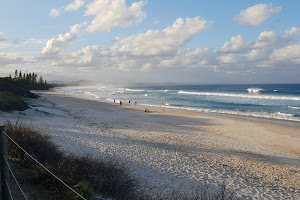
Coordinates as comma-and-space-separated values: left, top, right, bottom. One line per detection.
1, 0, 300, 84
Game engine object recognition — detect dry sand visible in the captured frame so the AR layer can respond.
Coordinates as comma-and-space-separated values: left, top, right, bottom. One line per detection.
1, 91, 299, 199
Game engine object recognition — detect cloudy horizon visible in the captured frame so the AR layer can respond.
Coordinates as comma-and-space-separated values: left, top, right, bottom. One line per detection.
1, 0, 300, 84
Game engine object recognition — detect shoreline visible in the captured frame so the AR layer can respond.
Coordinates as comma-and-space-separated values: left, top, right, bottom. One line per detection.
1, 90, 299, 199
55, 86, 300, 125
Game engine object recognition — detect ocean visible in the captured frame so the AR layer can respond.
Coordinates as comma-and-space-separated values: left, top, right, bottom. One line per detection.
55, 84, 300, 123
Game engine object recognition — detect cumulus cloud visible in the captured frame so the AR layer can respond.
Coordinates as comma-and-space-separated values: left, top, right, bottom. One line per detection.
270, 44, 300, 60
39, 11, 300, 75
70, 22, 87, 33
41, 32, 75, 60
160, 48, 217, 67
49, 9, 60, 17
234, 3, 281, 26
210, 26, 300, 72
220, 35, 248, 53
64, 0, 84, 11
85, 0, 147, 32
49, 0, 84, 17
37, 17, 211, 71
40, 23, 86, 60
112, 17, 211, 55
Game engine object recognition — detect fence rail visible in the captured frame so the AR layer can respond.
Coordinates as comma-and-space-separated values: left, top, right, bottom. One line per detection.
0, 125, 11, 200
0, 125, 87, 200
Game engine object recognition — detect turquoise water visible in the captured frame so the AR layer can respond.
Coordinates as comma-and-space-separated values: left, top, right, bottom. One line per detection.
56, 84, 300, 122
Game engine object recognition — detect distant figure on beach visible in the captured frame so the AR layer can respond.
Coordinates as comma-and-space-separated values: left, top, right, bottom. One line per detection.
129, 100, 130, 104
120, 101, 122, 106
135, 101, 137, 105
114, 99, 115, 103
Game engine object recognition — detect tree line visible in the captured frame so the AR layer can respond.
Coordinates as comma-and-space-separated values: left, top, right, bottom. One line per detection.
8, 70, 53, 90
9, 69, 48, 85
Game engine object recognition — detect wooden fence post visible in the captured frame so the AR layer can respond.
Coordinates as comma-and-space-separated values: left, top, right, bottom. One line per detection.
0, 125, 11, 200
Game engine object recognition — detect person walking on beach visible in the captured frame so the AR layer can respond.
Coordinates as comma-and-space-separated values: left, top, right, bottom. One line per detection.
120, 101, 122, 106
135, 101, 137, 105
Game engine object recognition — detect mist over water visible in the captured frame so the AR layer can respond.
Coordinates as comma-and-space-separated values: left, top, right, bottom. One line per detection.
56, 84, 300, 122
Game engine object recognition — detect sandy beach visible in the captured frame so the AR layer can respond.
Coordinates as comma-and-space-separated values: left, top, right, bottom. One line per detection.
0, 91, 299, 199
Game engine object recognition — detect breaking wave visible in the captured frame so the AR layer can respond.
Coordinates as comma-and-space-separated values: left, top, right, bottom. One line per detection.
141, 103, 300, 122
178, 90, 300, 101
247, 88, 264, 94
125, 88, 145, 92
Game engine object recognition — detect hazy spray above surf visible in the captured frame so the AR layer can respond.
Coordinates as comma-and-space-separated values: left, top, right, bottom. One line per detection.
56, 84, 300, 122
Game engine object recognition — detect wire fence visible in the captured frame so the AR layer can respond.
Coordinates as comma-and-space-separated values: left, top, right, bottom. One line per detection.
0, 126, 87, 200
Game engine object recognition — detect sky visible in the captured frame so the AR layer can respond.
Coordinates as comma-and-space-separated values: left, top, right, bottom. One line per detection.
0, 0, 300, 84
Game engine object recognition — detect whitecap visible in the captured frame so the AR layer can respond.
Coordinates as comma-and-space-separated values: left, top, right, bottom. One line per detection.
125, 88, 145, 92
288, 106, 300, 110
178, 90, 300, 101
247, 88, 264, 94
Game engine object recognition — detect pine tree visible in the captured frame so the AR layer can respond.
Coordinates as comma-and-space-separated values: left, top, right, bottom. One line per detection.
23, 73, 25, 79
19, 70, 22, 78
38, 76, 43, 84
32, 73, 35, 83
14, 70, 18, 78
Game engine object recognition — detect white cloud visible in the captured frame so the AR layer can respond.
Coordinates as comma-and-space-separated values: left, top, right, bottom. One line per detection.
234, 3, 281, 26
284, 27, 300, 37
214, 27, 300, 71
253, 29, 297, 48
41, 32, 75, 57
0, 32, 7, 41
247, 48, 269, 62
41, 23, 86, 60
70, 22, 87, 34
38, 17, 211, 70
220, 35, 248, 53
38, 10, 300, 76
112, 17, 211, 55
85, 0, 147, 32
160, 48, 217, 67
270, 44, 300, 60
49, 9, 60, 17
253, 31, 281, 48
64, 0, 85, 11
49, 0, 84, 17
0, 53, 24, 66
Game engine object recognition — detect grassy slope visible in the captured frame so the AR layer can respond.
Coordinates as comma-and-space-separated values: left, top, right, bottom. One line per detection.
0, 77, 46, 111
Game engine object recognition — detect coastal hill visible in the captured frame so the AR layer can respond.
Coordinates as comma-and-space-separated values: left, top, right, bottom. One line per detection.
0, 72, 53, 111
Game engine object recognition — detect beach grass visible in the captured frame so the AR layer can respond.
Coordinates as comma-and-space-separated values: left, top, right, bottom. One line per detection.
5, 121, 236, 200
5, 121, 137, 200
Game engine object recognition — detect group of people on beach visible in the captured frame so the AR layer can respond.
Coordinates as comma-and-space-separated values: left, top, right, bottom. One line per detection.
114, 99, 137, 106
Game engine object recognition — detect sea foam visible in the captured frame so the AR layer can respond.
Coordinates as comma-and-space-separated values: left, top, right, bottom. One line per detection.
247, 88, 264, 94
178, 90, 300, 101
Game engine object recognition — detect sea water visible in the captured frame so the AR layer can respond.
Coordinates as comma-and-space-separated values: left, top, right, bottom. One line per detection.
55, 84, 300, 122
